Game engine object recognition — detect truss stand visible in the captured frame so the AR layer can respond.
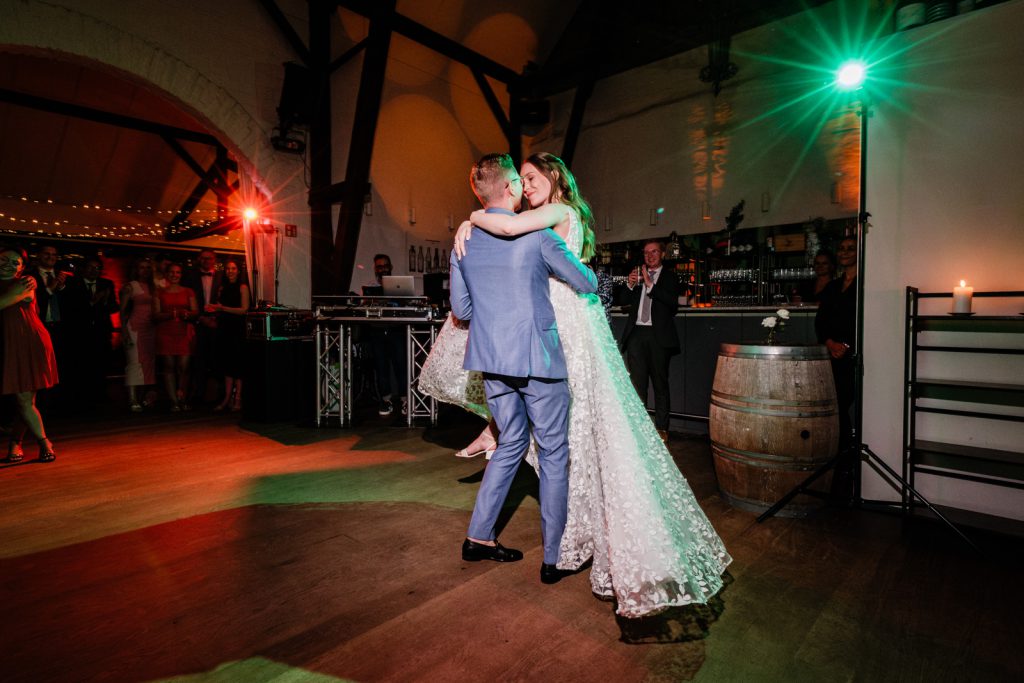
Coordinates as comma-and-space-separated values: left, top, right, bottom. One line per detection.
316, 319, 438, 427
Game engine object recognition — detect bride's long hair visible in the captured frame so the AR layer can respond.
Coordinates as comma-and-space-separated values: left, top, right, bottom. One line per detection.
524, 152, 596, 263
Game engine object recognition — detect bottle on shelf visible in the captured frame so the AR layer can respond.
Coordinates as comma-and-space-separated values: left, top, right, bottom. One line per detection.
409, 246, 416, 271
417, 246, 424, 272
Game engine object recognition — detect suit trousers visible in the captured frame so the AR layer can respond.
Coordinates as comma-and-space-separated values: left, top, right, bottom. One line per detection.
625, 326, 672, 430
467, 374, 570, 565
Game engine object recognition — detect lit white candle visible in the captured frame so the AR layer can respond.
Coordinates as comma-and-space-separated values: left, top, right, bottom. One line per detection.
952, 279, 973, 314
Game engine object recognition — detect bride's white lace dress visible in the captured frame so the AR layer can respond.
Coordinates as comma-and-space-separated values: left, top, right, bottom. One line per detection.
419, 214, 731, 618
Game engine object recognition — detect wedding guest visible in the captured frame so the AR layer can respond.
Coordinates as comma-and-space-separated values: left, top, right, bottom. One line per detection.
120, 257, 157, 412
182, 249, 221, 405
207, 259, 250, 411
618, 239, 681, 442
64, 256, 118, 403
816, 236, 859, 503
815, 237, 857, 446
29, 245, 70, 412
153, 263, 198, 411
796, 250, 836, 304
152, 253, 174, 289
1, 245, 58, 463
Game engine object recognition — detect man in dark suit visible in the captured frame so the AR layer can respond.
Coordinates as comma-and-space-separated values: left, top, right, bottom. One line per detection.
182, 248, 222, 405
29, 245, 70, 411
619, 239, 680, 442
64, 256, 118, 403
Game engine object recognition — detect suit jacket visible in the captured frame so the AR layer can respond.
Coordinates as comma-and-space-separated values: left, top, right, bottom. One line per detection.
64, 276, 118, 333
182, 269, 222, 317
29, 268, 66, 324
619, 267, 681, 352
449, 209, 598, 379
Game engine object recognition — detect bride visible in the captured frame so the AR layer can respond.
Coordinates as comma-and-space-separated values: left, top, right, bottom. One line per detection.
420, 153, 730, 618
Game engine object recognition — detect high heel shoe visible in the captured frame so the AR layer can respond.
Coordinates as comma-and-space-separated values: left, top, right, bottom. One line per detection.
37, 438, 56, 463
4, 439, 23, 464
454, 444, 497, 459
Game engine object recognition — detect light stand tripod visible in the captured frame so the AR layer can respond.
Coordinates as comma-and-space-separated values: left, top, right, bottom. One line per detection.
753, 94, 979, 552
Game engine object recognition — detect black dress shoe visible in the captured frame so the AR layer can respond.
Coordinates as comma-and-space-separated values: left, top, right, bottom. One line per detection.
540, 563, 567, 584
462, 538, 523, 563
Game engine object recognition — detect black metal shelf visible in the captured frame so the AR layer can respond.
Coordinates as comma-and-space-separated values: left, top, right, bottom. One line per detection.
912, 379, 1024, 407
902, 287, 1024, 540
910, 439, 1024, 488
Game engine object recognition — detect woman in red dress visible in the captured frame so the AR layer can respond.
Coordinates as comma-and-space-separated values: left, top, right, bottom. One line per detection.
1, 245, 58, 463
153, 263, 198, 411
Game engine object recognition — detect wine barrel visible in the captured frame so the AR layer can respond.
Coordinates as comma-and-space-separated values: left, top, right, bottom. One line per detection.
709, 343, 839, 516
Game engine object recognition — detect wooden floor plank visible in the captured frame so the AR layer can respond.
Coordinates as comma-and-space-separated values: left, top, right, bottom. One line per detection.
1, 408, 1022, 682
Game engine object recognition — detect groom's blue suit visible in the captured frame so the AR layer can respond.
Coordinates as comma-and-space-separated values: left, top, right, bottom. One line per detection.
450, 208, 597, 564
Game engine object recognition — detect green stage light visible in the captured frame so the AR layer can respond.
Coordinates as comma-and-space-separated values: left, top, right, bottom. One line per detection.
835, 59, 867, 90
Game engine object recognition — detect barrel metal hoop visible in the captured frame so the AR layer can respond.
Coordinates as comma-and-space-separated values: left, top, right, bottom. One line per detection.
718, 342, 830, 360
710, 399, 837, 418
711, 442, 821, 469
711, 389, 835, 408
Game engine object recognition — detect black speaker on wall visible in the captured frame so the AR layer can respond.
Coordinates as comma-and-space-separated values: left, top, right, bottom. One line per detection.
277, 62, 315, 128
243, 337, 315, 423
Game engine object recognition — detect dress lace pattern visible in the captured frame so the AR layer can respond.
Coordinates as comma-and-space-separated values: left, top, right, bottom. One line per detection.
421, 214, 731, 618
417, 316, 488, 420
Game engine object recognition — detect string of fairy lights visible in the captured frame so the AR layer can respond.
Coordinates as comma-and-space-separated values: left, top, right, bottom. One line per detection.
0, 193, 239, 242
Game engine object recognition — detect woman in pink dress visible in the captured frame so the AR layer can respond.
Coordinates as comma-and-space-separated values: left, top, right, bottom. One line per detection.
120, 257, 157, 412
1, 245, 58, 463
153, 263, 197, 411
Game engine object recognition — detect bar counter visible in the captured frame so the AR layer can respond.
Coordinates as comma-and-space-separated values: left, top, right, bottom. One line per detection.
608, 306, 820, 431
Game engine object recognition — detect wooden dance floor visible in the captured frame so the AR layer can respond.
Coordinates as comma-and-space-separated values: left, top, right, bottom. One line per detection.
2, 407, 1022, 682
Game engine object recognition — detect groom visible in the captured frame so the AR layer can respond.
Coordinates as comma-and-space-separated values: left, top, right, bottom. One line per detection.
450, 153, 597, 584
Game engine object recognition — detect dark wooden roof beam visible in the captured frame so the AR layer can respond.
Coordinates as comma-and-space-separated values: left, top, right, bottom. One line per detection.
257, 0, 313, 66
335, 1, 520, 84
0, 87, 222, 146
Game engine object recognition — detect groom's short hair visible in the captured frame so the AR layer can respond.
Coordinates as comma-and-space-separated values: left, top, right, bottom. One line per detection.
470, 153, 516, 205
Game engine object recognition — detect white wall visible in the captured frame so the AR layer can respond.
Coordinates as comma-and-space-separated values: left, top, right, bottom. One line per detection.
863, 1, 1024, 518
530, 2, 863, 242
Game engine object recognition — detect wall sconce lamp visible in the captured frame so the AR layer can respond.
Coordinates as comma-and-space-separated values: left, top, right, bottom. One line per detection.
701, 201, 711, 220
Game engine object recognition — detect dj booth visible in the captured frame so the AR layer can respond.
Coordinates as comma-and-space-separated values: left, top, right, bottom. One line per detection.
313, 295, 444, 427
